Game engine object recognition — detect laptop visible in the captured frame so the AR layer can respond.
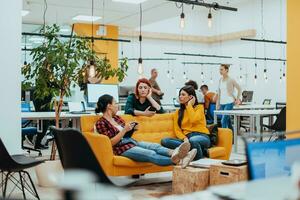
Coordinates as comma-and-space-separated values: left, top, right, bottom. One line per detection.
68, 102, 90, 114
245, 135, 300, 180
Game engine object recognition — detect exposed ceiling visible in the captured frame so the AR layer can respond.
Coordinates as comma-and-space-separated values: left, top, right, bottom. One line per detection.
22, 0, 250, 29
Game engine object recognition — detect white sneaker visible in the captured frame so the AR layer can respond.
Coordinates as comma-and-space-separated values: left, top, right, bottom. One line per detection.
181, 149, 197, 169
171, 141, 190, 164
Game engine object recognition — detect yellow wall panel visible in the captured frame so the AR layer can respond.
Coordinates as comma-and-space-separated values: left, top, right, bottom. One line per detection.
287, 1, 300, 137
73, 23, 119, 84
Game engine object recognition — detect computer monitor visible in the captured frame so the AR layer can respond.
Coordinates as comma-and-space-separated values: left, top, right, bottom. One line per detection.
246, 138, 300, 180
119, 86, 135, 98
87, 84, 119, 104
242, 91, 253, 103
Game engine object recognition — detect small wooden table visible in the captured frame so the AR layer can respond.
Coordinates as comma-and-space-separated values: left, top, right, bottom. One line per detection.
210, 163, 248, 186
172, 166, 209, 194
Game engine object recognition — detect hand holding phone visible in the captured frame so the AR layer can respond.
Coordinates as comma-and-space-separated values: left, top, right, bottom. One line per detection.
188, 96, 196, 106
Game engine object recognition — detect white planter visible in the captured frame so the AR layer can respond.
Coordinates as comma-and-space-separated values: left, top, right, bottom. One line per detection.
35, 160, 64, 187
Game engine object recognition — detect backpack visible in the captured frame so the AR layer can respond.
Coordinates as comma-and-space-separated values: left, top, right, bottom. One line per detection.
207, 124, 218, 147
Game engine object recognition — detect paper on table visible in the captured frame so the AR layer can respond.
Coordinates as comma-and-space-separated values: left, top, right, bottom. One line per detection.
190, 158, 225, 168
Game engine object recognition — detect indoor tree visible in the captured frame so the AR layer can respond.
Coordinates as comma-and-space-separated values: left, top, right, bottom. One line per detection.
22, 24, 128, 160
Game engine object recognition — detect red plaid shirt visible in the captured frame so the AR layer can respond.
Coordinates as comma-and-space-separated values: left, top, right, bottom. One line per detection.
95, 115, 136, 155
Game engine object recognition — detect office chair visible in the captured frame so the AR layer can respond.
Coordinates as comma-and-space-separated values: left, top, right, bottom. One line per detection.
276, 102, 286, 109
0, 139, 44, 199
262, 99, 272, 105
51, 127, 112, 184
21, 102, 42, 156
246, 137, 300, 180
262, 106, 286, 141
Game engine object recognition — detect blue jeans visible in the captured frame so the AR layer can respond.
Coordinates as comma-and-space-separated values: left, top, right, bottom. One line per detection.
161, 132, 211, 160
219, 103, 234, 131
121, 141, 173, 166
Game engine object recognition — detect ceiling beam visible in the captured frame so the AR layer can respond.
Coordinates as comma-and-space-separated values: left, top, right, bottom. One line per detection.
167, 0, 238, 11
120, 29, 256, 44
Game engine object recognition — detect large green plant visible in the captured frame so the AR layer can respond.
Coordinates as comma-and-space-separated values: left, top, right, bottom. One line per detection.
22, 24, 128, 159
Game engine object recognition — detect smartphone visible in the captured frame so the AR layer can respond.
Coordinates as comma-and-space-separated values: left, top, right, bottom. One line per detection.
148, 106, 157, 112
130, 122, 138, 129
222, 159, 247, 166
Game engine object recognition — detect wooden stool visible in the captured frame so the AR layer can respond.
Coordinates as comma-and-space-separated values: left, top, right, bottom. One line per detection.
210, 163, 248, 186
172, 166, 209, 194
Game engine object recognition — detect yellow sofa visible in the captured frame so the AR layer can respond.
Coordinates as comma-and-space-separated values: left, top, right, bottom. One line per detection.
81, 113, 232, 176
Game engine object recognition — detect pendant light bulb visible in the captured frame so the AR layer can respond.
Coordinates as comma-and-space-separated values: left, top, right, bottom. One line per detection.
208, 9, 212, 28
137, 58, 143, 75
171, 76, 175, 83
263, 69, 267, 79
210, 78, 213, 84
183, 71, 187, 79
201, 72, 204, 80
254, 74, 257, 84
239, 76, 243, 83
180, 12, 185, 29
280, 76, 282, 83
167, 70, 170, 78
89, 61, 96, 78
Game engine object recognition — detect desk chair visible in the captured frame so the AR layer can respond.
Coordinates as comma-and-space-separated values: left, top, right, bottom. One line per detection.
51, 127, 112, 184
263, 99, 272, 105
262, 107, 286, 141
21, 102, 42, 156
0, 139, 44, 199
246, 137, 300, 180
276, 102, 286, 109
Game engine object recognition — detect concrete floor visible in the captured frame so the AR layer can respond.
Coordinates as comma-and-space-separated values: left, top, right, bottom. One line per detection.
1, 136, 247, 200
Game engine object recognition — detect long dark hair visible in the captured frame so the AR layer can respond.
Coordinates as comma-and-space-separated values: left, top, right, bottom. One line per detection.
177, 85, 199, 128
95, 94, 114, 114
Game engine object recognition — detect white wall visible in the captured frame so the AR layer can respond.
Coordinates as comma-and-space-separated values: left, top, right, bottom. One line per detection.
21, 0, 286, 106
120, 0, 286, 105
0, 0, 22, 154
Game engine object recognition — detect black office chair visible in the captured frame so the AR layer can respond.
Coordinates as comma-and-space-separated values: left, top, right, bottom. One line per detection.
51, 127, 112, 184
262, 106, 286, 141
21, 102, 42, 156
0, 139, 44, 199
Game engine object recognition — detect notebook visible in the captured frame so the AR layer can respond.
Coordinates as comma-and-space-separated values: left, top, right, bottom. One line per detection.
68, 102, 90, 114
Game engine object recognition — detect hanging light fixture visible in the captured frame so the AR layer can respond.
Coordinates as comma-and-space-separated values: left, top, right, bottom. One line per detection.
210, 69, 213, 84
239, 64, 243, 83
264, 59, 268, 83
89, 0, 96, 78
200, 64, 204, 80
23, 35, 28, 67
180, 4, 185, 29
166, 61, 170, 78
208, 8, 212, 28
283, 61, 286, 81
254, 63, 258, 84
137, 4, 144, 76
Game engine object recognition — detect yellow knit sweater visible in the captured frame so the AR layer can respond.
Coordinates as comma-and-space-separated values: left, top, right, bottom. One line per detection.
173, 104, 209, 140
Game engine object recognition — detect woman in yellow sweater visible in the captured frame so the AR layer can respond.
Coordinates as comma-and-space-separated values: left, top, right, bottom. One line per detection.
161, 85, 210, 160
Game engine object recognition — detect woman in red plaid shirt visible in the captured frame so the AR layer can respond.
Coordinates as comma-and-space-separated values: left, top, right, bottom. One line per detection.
95, 94, 197, 168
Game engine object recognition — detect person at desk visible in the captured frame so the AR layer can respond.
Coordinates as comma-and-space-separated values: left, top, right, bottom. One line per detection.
95, 94, 197, 168
185, 80, 204, 104
200, 84, 217, 110
216, 64, 242, 130
149, 68, 164, 105
125, 78, 164, 116
161, 86, 210, 160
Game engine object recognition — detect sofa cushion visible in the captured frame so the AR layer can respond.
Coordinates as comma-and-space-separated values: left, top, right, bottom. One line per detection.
113, 156, 153, 167
208, 146, 226, 158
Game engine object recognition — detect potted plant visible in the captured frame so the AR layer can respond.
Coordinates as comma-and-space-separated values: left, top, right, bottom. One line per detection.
22, 24, 128, 186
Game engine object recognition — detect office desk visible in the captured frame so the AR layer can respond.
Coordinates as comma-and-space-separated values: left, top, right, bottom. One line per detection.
234, 104, 276, 110
214, 109, 280, 152
21, 111, 125, 131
